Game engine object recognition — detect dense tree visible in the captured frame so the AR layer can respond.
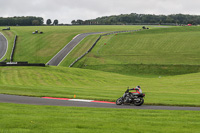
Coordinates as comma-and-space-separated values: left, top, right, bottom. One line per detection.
0, 16, 43, 26
71, 20, 76, 25
46, 19, 52, 25
71, 13, 200, 25
76, 19, 83, 25
53, 19, 59, 25
32, 20, 40, 25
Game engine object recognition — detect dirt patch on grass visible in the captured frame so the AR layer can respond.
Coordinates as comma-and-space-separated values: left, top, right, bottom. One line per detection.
2, 31, 14, 38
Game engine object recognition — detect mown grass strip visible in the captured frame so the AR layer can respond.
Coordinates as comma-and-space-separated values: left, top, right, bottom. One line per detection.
77, 64, 200, 77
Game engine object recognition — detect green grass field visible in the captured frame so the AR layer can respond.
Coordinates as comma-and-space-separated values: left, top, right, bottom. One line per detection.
1, 25, 200, 106
1, 103, 200, 133
0, 26, 200, 107
0, 66, 200, 106
72, 26, 200, 76
1, 25, 143, 63
0, 25, 200, 133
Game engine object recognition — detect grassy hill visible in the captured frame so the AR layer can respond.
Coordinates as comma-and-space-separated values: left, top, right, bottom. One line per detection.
1, 25, 200, 106
1, 25, 143, 63
72, 26, 200, 76
0, 66, 200, 106
1, 25, 200, 132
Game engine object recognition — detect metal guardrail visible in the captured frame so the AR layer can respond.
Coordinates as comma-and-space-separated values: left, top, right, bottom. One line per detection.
10, 35, 17, 62
0, 62, 45, 67
69, 29, 142, 67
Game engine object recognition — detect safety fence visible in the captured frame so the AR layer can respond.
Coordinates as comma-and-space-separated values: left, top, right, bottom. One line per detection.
69, 29, 142, 67
10, 35, 17, 62
0, 62, 45, 67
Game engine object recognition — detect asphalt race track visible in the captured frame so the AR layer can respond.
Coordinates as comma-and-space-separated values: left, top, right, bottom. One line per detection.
0, 32, 8, 60
0, 94, 200, 111
46, 32, 106, 66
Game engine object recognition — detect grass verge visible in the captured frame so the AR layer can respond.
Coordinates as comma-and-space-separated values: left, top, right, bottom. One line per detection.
59, 34, 100, 67
76, 64, 200, 77
0, 103, 200, 133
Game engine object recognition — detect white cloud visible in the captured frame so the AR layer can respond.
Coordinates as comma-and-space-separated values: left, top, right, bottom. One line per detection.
0, 0, 200, 24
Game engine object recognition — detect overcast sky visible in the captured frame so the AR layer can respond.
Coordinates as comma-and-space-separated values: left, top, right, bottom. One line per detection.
0, 0, 200, 24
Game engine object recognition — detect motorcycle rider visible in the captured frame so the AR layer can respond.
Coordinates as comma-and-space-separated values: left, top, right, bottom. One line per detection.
129, 86, 142, 95
116, 86, 145, 106
123, 86, 142, 103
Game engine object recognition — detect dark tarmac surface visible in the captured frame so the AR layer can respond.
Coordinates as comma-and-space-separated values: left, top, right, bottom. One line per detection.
0, 94, 200, 111
46, 32, 106, 66
0, 33, 7, 60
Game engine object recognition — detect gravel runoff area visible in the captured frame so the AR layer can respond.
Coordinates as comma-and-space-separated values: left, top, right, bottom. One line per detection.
0, 94, 200, 111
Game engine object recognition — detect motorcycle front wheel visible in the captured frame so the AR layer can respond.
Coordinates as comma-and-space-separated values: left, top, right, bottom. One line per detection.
116, 97, 123, 105
133, 97, 144, 106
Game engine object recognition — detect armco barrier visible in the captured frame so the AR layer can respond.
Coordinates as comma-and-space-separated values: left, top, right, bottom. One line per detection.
0, 62, 45, 67
69, 29, 142, 67
10, 35, 17, 62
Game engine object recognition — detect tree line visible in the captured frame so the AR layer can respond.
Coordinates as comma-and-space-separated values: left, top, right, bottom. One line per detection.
71, 13, 200, 25
0, 16, 60, 26
0, 16, 44, 26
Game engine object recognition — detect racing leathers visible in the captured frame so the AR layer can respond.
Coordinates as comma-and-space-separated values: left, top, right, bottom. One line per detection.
129, 86, 142, 94
122, 86, 142, 102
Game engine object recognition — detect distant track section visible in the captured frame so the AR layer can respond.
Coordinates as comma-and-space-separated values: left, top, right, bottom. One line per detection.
0, 32, 8, 60
46, 32, 106, 66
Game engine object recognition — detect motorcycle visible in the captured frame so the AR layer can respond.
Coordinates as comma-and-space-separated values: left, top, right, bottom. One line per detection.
116, 89, 145, 106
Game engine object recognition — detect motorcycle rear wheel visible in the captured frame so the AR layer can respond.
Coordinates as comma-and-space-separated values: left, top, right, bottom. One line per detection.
116, 98, 123, 105
133, 97, 144, 106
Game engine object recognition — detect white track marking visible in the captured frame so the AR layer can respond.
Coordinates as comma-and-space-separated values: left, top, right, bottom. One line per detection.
69, 99, 93, 102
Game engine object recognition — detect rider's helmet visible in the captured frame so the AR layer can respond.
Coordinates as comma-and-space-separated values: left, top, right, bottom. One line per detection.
137, 86, 142, 93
